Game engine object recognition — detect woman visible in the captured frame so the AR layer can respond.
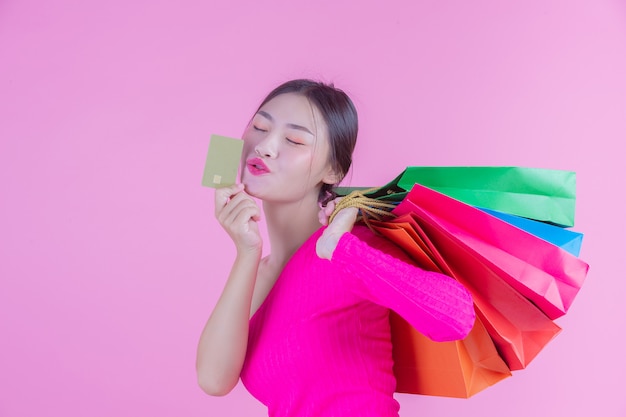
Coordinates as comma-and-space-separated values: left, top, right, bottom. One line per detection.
196, 79, 475, 417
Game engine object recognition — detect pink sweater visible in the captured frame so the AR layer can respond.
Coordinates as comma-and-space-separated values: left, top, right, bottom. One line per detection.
241, 225, 475, 417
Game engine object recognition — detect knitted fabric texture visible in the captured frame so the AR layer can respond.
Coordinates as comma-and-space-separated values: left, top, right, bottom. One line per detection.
241, 225, 475, 417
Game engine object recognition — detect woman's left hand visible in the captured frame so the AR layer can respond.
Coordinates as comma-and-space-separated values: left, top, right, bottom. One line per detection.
317, 197, 339, 226
316, 203, 358, 260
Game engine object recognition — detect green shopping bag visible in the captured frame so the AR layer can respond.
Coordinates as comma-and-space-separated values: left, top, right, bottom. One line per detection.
337, 166, 576, 227
397, 167, 576, 227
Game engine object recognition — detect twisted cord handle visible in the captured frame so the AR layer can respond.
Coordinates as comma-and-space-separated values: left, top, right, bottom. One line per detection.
328, 188, 397, 230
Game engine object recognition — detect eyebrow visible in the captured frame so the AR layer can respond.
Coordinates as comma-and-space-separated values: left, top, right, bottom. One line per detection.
257, 110, 315, 136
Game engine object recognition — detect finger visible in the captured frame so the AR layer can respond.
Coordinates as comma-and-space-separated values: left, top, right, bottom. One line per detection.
318, 210, 329, 226
328, 196, 344, 213
332, 206, 359, 226
214, 183, 245, 216
233, 198, 261, 222
232, 204, 262, 228
218, 193, 259, 225
224, 204, 261, 241
323, 200, 336, 217
324, 203, 335, 218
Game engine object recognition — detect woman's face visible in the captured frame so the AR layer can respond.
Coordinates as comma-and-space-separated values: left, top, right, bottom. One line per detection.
240, 93, 337, 203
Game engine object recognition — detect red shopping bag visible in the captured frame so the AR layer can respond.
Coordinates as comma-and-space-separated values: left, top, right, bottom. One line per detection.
394, 184, 589, 320
379, 209, 562, 371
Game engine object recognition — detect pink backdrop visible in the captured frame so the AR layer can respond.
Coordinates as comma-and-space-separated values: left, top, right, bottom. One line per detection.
1, 1, 625, 416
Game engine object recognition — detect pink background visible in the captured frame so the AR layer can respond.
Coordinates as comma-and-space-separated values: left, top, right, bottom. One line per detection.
1, 1, 625, 416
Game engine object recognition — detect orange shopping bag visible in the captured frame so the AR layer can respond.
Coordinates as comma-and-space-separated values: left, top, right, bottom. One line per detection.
369, 217, 512, 397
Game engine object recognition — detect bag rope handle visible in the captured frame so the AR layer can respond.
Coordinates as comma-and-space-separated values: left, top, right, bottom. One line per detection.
328, 188, 397, 230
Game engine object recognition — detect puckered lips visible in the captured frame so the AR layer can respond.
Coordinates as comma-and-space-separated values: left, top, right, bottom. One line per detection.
246, 157, 270, 176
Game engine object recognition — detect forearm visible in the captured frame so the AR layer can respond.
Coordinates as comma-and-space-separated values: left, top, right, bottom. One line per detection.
334, 230, 475, 342
196, 249, 261, 396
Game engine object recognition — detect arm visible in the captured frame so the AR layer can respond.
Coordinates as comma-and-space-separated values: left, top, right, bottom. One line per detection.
317, 207, 475, 342
334, 229, 475, 342
196, 184, 262, 396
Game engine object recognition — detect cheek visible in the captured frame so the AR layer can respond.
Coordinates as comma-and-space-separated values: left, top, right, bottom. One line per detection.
310, 146, 332, 174
242, 140, 254, 155
241, 131, 258, 154
294, 152, 329, 183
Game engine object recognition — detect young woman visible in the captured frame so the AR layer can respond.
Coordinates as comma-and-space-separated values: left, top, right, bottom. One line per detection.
196, 79, 475, 417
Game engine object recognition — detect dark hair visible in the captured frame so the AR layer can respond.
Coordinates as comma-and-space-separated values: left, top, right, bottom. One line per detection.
256, 79, 358, 205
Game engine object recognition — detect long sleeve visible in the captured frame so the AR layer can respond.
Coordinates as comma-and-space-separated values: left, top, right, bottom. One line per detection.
330, 226, 475, 342
241, 226, 476, 416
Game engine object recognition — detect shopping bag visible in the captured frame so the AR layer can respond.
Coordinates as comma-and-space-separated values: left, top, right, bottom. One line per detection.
337, 166, 583, 254
480, 208, 584, 257
369, 217, 512, 397
391, 312, 512, 397
382, 208, 562, 371
394, 166, 577, 227
396, 184, 589, 320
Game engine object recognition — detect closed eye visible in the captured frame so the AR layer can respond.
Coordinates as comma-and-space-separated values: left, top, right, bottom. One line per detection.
253, 125, 267, 132
286, 138, 304, 145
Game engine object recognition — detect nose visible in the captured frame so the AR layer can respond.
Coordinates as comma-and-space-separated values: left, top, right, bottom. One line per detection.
254, 134, 278, 158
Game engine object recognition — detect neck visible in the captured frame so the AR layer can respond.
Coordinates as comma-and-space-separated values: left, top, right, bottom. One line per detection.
263, 193, 322, 268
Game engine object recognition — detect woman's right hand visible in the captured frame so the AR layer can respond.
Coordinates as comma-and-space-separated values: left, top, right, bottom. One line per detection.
199, 183, 262, 396
215, 183, 262, 253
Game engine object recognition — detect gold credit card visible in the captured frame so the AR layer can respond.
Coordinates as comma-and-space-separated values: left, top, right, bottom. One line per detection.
201, 134, 244, 188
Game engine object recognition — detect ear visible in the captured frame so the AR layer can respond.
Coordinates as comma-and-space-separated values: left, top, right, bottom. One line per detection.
322, 167, 341, 186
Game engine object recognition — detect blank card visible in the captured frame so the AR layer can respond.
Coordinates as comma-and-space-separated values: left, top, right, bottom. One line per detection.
201, 134, 243, 188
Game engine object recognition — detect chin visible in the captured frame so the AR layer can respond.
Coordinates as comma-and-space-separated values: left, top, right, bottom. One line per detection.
241, 179, 264, 199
